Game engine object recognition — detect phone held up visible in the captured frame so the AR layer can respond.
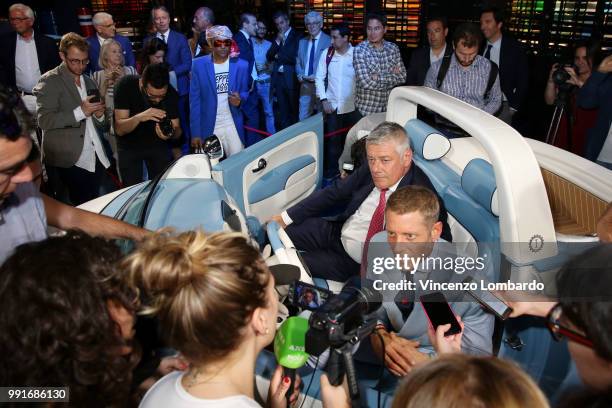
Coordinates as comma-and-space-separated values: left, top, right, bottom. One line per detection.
420, 292, 462, 336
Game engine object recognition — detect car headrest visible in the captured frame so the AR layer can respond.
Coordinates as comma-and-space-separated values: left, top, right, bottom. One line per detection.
404, 119, 451, 160
461, 159, 499, 216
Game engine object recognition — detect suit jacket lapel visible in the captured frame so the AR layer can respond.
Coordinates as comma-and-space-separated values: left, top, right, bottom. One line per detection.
59, 63, 83, 105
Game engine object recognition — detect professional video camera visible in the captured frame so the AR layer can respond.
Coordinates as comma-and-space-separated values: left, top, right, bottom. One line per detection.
546, 63, 577, 147
305, 280, 382, 405
552, 63, 576, 92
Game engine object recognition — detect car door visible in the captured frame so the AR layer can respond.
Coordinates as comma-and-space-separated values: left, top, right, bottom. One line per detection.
212, 113, 323, 222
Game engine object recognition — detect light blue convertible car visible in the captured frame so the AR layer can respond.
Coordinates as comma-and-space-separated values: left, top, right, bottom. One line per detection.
80, 87, 612, 407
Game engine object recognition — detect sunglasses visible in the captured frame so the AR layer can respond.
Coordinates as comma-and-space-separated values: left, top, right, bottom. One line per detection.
213, 39, 232, 48
547, 303, 594, 349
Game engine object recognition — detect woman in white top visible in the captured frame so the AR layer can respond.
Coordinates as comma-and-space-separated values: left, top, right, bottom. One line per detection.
92, 39, 137, 159
125, 231, 294, 408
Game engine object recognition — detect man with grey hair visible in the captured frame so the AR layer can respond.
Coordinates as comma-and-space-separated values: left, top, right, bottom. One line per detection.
296, 11, 331, 120
271, 121, 451, 281
0, 3, 59, 113
87, 12, 135, 73
193, 7, 214, 56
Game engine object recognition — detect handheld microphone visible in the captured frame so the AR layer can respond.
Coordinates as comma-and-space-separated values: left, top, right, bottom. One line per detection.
274, 316, 309, 403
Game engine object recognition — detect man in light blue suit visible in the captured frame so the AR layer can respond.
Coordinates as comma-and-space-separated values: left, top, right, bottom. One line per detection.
296, 11, 331, 121
366, 186, 493, 376
145, 6, 192, 154
87, 12, 135, 73
190, 26, 249, 158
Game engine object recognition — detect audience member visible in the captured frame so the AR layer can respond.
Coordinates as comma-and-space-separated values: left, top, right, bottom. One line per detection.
253, 20, 276, 134
267, 11, 302, 130
0, 3, 59, 114
0, 86, 148, 263
338, 111, 387, 177
390, 355, 549, 408
424, 22, 502, 133
92, 39, 137, 161
480, 6, 528, 125
146, 6, 191, 152
0, 232, 139, 405
235, 12, 262, 146
192, 7, 215, 57
406, 16, 452, 86
33, 32, 110, 205
87, 12, 136, 73
114, 63, 181, 186
297, 11, 331, 121
190, 26, 249, 157
367, 186, 492, 376
354, 13, 406, 116
315, 22, 359, 179
545, 40, 601, 156
272, 121, 451, 281
189, 22, 200, 58
577, 54, 612, 168
125, 231, 297, 407
139, 37, 178, 90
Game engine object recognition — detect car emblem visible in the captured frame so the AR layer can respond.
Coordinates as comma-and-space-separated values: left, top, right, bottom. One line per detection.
529, 234, 544, 253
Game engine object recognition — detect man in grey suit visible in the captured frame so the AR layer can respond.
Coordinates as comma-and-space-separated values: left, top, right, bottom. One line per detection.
367, 186, 493, 376
34, 32, 110, 206
296, 11, 331, 121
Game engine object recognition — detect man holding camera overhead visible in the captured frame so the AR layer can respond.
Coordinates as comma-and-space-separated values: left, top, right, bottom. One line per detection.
34, 32, 109, 206
114, 63, 181, 187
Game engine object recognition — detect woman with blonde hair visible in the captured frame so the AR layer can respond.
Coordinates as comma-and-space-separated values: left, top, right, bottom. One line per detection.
92, 38, 137, 159
125, 230, 295, 407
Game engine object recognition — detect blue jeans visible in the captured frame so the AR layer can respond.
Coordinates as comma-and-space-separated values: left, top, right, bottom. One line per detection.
256, 81, 276, 134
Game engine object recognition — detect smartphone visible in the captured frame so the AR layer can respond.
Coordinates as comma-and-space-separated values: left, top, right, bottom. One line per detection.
420, 292, 462, 336
462, 276, 513, 320
87, 88, 101, 103
288, 281, 333, 311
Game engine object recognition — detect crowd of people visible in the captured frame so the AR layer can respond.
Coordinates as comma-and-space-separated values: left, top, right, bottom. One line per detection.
1, 1, 612, 407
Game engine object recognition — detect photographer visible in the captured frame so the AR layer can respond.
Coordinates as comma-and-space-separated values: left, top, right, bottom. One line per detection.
544, 40, 600, 156
114, 63, 181, 186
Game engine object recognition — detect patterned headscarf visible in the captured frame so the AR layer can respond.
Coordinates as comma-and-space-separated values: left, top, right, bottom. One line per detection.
205, 25, 233, 41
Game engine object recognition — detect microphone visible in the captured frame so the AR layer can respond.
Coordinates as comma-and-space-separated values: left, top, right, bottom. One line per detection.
274, 316, 309, 403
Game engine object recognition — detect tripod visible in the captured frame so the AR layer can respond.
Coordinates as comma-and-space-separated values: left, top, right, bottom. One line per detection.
545, 88, 574, 150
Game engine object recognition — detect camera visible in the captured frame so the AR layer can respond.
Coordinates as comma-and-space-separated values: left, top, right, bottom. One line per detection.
159, 116, 174, 137
552, 64, 575, 90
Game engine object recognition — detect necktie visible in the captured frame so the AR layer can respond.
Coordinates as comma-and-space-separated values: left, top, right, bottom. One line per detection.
307, 38, 316, 76
361, 188, 388, 276
161, 33, 166, 43
249, 37, 255, 51
484, 44, 492, 60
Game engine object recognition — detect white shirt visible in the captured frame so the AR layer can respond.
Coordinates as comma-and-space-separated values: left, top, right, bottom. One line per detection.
340, 178, 402, 262
214, 59, 232, 125
15, 31, 41, 93
597, 123, 612, 164
315, 45, 356, 114
303, 32, 321, 78
140, 371, 261, 408
72, 76, 110, 172
157, 29, 170, 43
429, 44, 446, 65
97, 33, 106, 47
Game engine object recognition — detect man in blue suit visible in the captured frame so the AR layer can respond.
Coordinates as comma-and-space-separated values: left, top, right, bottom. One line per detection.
271, 122, 452, 281
146, 6, 192, 153
296, 11, 331, 121
190, 26, 249, 157
87, 12, 135, 73
234, 12, 262, 146
267, 11, 302, 131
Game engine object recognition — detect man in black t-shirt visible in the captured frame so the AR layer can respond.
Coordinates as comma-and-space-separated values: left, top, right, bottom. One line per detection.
114, 63, 182, 186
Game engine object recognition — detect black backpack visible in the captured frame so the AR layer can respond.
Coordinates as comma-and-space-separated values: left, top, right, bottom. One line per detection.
435, 54, 499, 101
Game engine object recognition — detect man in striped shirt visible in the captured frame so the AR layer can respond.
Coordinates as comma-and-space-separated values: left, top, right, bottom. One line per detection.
353, 13, 406, 116
424, 23, 501, 116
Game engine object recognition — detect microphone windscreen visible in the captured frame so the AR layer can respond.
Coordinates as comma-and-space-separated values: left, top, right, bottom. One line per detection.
269, 264, 301, 286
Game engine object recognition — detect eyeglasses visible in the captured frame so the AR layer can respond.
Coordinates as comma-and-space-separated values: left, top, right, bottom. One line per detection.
306, 22, 321, 27
9, 17, 31, 22
546, 303, 594, 348
0, 143, 40, 196
141, 86, 167, 103
67, 58, 90, 66
213, 39, 232, 48
98, 23, 115, 28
